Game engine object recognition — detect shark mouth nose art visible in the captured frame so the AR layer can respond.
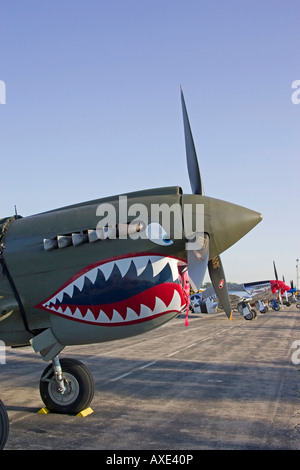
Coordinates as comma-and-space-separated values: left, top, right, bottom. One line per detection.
36, 254, 187, 326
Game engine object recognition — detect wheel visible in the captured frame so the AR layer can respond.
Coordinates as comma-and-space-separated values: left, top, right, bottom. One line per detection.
0, 400, 9, 450
251, 309, 257, 319
40, 358, 95, 414
297, 303, 300, 309
244, 311, 254, 320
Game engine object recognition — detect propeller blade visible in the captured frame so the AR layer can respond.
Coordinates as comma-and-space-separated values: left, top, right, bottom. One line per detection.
187, 233, 209, 291
273, 261, 283, 304
273, 261, 278, 281
208, 256, 233, 320
181, 87, 208, 292
180, 86, 204, 195
181, 88, 234, 321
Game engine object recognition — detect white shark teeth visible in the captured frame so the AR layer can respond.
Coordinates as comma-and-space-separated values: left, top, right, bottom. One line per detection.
168, 290, 182, 310
46, 256, 180, 306
82, 255, 180, 283
98, 262, 114, 281
44, 289, 183, 325
42, 255, 184, 324
151, 256, 179, 281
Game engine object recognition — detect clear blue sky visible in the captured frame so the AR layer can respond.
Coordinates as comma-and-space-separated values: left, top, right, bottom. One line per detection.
1, 0, 299, 286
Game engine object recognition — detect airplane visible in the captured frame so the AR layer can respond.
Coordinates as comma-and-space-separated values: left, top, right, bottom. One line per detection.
192, 262, 291, 320
190, 283, 261, 319
287, 281, 297, 304
0, 88, 262, 449
192, 278, 291, 320
269, 262, 293, 310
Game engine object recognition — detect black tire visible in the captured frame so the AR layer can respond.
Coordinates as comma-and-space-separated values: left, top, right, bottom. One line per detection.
244, 311, 253, 320
0, 399, 9, 450
40, 358, 95, 414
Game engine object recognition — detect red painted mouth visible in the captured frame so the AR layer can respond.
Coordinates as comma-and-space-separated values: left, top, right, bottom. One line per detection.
35, 253, 188, 326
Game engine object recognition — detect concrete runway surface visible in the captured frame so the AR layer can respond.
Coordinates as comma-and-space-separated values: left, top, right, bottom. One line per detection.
1, 305, 300, 450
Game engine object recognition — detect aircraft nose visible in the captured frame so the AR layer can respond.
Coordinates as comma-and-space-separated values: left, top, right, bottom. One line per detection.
182, 194, 262, 258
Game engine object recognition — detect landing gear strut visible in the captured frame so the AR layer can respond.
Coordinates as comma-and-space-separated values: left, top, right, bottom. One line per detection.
0, 399, 9, 450
40, 357, 95, 415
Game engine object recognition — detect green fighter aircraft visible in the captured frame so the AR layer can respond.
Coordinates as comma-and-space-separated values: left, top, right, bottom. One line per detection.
0, 89, 262, 449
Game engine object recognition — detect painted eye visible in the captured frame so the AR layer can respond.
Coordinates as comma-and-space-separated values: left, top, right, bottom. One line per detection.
145, 223, 174, 246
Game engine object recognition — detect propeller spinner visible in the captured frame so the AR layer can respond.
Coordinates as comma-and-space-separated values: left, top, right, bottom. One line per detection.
272, 261, 291, 304
180, 88, 262, 319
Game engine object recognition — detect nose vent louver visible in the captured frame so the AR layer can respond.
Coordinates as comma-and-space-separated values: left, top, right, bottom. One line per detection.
43, 230, 93, 251
43, 223, 143, 251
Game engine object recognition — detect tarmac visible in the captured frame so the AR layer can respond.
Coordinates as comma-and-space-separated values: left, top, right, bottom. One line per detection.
1, 304, 300, 451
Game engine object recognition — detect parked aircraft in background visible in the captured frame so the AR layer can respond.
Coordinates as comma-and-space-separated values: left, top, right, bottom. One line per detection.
191, 266, 291, 320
